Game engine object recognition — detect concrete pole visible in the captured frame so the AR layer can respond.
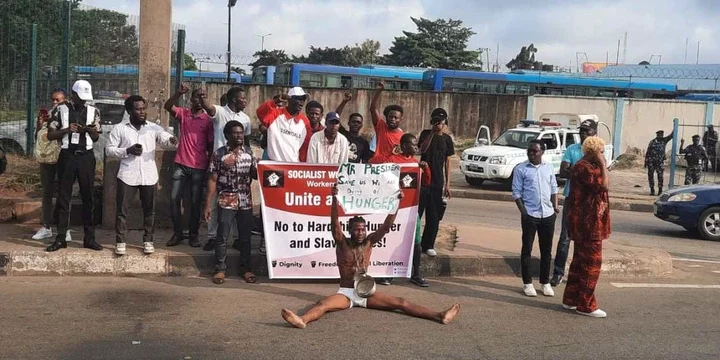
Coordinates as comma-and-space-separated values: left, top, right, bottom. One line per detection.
138, 0, 172, 127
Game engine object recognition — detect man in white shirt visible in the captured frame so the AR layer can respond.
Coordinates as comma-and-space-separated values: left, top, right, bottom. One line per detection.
257, 87, 312, 162
106, 95, 177, 256
200, 86, 251, 151
307, 112, 349, 164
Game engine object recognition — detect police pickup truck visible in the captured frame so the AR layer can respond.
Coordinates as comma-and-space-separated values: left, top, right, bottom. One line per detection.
459, 115, 613, 186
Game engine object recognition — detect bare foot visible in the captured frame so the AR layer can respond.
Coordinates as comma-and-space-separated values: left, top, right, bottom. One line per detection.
281, 308, 307, 329
441, 303, 460, 324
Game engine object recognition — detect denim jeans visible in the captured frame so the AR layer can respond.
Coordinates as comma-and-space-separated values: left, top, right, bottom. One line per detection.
207, 192, 238, 241
171, 164, 206, 237
215, 208, 254, 273
553, 201, 572, 278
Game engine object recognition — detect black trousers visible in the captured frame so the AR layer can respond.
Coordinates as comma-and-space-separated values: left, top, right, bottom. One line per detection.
55, 149, 95, 243
520, 213, 557, 284
419, 187, 443, 251
215, 208, 254, 273
115, 179, 156, 244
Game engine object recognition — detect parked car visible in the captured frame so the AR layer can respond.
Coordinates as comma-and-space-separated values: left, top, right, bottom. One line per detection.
654, 184, 720, 241
0, 98, 129, 160
459, 115, 614, 186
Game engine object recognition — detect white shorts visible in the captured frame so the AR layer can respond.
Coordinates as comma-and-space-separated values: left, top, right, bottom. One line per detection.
337, 287, 367, 308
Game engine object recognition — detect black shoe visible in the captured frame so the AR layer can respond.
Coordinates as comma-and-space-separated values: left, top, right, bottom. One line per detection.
83, 241, 103, 251
550, 274, 563, 287
203, 239, 215, 251
378, 278, 392, 286
232, 241, 242, 251
166, 234, 183, 247
658, 187, 663, 194
410, 276, 430, 287
46, 241, 67, 252
650, 188, 655, 196
188, 236, 201, 248
251, 228, 263, 236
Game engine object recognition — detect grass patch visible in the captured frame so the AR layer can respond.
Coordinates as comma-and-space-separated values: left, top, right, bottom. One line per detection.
0, 110, 26, 123
454, 138, 476, 154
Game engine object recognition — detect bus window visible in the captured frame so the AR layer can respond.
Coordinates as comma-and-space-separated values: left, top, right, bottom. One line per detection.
505, 84, 517, 94
299, 72, 324, 87
518, 84, 531, 94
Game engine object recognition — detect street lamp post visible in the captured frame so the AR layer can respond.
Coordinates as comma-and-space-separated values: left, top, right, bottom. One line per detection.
226, 0, 237, 82
256, 33, 272, 52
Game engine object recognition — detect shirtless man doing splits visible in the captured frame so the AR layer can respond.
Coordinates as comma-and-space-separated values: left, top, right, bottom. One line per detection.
281, 186, 460, 328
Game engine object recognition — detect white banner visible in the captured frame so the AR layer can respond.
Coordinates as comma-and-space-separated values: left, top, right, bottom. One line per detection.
335, 162, 401, 215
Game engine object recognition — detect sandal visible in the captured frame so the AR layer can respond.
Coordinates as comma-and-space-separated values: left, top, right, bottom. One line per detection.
212, 272, 225, 285
242, 272, 257, 284
258, 240, 266, 255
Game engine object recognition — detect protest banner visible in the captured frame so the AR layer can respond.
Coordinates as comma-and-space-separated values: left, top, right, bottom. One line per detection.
335, 162, 401, 215
258, 161, 421, 279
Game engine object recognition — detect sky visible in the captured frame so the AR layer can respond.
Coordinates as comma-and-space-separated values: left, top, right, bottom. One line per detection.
83, 0, 720, 72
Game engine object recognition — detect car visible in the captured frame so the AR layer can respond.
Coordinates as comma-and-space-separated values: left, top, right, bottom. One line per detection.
0, 98, 129, 160
654, 184, 720, 241
459, 114, 614, 186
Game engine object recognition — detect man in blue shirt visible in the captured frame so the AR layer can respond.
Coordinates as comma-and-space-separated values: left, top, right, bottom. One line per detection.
550, 119, 597, 287
512, 139, 559, 297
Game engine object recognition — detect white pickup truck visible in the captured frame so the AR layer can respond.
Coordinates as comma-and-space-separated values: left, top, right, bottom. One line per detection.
459, 114, 613, 186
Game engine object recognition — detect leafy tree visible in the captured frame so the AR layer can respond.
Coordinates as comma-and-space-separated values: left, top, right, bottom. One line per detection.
183, 53, 197, 71
384, 17, 482, 70
71, 7, 138, 66
231, 66, 246, 76
506, 44, 537, 70
249, 49, 291, 69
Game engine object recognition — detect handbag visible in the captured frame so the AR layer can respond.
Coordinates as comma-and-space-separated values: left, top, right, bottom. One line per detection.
34, 127, 60, 164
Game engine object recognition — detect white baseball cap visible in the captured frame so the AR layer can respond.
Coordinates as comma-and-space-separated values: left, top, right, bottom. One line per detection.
287, 86, 308, 99
72, 80, 93, 101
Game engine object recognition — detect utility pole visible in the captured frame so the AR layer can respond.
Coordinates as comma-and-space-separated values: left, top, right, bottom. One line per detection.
226, 0, 237, 82
256, 33, 272, 52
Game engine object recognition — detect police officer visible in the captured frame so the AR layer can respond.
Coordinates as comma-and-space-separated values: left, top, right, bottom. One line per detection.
703, 125, 718, 172
680, 135, 708, 185
644, 129, 674, 195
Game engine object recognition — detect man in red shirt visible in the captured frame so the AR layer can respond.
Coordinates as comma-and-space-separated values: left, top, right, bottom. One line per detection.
257, 87, 312, 162
163, 84, 214, 248
369, 81, 403, 161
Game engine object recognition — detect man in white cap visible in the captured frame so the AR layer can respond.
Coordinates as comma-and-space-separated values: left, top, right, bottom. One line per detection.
256, 87, 312, 162
45, 80, 103, 252
306, 111, 349, 164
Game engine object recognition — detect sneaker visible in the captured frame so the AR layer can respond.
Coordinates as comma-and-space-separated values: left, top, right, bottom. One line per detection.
410, 276, 430, 287
576, 309, 607, 318
426, 249, 437, 257
115, 243, 127, 256
65, 230, 72, 243
541, 283, 555, 297
550, 274, 563, 287
378, 278, 392, 286
143, 242, 155, 255
32, 227, 53, 240
562, 304, 577, 310
522, 284, 537, 297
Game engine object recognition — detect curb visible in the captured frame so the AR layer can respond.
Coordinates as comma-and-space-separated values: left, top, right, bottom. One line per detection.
451, 189, 655, 213
0, 250, 672, 278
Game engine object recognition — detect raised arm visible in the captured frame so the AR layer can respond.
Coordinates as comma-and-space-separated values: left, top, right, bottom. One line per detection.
369, 81, 385, 127
164, 84, 189, 115
335, 92, 352, 116
330, 185, 344, 243
198, 88, 216, 117
367, 191, 404, 244
663, 131, 674, 144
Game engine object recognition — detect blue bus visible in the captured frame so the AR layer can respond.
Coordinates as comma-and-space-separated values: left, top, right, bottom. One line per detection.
74, 65, 244, 83
273, 63, 424, 90
251, 66, 276, 84
422, 69, 678, 98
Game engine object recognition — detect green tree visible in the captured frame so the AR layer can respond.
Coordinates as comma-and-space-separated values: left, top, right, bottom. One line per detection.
183, 53, 197, 71
293, 40, 381, 67
384, 17, 482, 70
71, 7, 138, 66
249, 49, 291, 69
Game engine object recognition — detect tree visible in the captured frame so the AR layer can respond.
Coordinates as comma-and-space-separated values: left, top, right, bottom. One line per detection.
384, 17, 482, 70
71, 7, 139, 66
231, 66, 246, 76
506, 44, 537, 71
183, 54, 197, 71
249, 49, 291, 69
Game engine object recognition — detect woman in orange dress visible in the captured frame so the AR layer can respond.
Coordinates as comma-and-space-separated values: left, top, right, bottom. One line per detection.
562, 136, 611, 318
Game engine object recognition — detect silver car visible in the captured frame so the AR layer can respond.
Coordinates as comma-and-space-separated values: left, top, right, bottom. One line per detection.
0, 98, 129, 160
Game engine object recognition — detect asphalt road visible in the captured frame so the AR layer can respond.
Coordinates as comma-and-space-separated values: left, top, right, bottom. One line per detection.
444, 198, 720, 262
1, 276, 719, 359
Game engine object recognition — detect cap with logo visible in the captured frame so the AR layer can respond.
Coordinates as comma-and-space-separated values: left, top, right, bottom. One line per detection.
579, 119, 598, 131
72, 80, 93, 101
325, 111, 340, 124
287, 87, 308, 99
431, 108, 448, 122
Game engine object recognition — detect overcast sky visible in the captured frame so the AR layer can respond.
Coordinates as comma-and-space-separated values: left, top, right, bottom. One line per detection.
84, 0, 720, 72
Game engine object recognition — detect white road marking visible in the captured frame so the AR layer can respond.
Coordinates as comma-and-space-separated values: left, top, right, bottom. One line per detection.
687, 265, 703, 268
673, 258, 720, 264
611, 283, 720, 289
713, 271, 720, 274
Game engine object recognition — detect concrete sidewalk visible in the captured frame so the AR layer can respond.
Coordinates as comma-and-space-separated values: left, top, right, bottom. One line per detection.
0, 222, 672, 278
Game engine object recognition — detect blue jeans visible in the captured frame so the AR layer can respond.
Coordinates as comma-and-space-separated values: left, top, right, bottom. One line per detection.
553, 200, 572, 278
215, 208, 254, 273
171, 164, 207, 237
